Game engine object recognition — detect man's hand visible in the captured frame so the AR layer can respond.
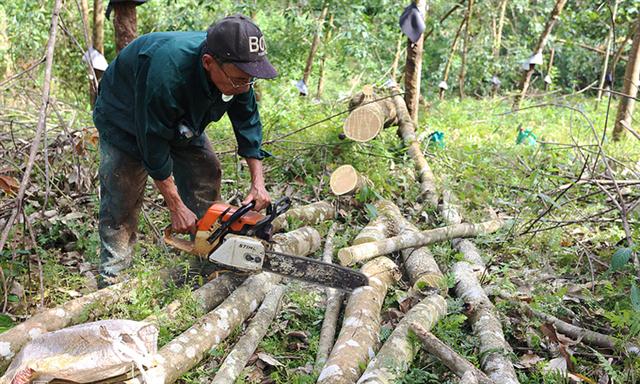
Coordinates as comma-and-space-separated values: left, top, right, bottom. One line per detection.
154, 176, 198, 234
243, 158, 271, 211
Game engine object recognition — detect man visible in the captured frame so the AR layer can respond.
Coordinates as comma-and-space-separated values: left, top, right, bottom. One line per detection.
93, 14, 275, 283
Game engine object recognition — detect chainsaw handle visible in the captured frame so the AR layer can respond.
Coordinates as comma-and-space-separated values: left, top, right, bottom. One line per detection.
162, 226, 194, 253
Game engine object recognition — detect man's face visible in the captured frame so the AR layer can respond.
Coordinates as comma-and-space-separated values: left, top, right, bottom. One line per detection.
202, 54, 254, 95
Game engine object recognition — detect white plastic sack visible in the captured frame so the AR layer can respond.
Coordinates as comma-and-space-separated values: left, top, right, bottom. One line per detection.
1, 319, 158, 384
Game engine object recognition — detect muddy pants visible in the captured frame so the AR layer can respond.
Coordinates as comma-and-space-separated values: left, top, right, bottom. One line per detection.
98, 136, 222, 278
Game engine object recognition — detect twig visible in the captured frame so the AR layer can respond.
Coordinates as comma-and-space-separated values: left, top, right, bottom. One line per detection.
0, 0, 63, 254
0, 57, 46, 89
21, 208, 44, 308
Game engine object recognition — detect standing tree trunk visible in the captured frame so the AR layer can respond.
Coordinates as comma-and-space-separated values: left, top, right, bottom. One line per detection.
390, 32, 404, 85
316, 13, 334, 100
404, 0, 427, 123
458, 0, 474, 99
439, 17, 466, 100
544, 47, 555, 90
493, 0, 507, 60
77, 0, 98, 105
113, 2, 137, 53
302, 4, 329, 94
512, 0, 567, 111
613, 15, 640, 141
597, 0, 619, 102
93, 0, 104, 54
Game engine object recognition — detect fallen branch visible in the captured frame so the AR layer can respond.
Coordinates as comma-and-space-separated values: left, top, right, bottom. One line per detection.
210, 284, 286, 384
125, 227, 321, 383
315, 223, 344, 372
317, 257, 400, 384
356, 294, 447, 383
338, 220, 504, 266
410, 324, 493, 384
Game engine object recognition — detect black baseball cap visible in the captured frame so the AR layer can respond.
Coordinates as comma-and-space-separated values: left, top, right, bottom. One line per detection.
206, 14, 278, 79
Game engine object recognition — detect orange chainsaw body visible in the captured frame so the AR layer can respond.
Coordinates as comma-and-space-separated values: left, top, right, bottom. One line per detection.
197, 202, 266, 233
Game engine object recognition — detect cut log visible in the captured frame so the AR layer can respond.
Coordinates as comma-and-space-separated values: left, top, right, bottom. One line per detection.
453, 262, 518, 384
389, 86, 438, 206
338, 219, 503, 266
144, 274, 243, 326
410, 324, 492, 384
0, 279, 137, 374
315, 224, 344, 372
329, 165, 371, 196
439, 189, 462, 226
272, 201, 334, 232
353, 216, 391, 245
209, 284, 286, 384
317, 257, 400, 384
125, 227, 321, 384
343, 104, 385, 142
356, 294, 447, 384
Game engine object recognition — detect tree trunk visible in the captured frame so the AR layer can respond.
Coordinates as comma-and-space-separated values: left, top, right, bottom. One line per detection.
77, 0, 98, 105
302, 4, 329, 93
390, 33, 404, 85
356, 294, 447, 384
512, 0, 567, 111
458, 0, 474, 99
317, 257, 400, 384
271, 201, 334, 232
316, 13, 334, 100
454, 262, 519, 384
493, 0, 507, 60
0, 280, 137, 374
315, 224, 344, 372
439, 17, 466, 100
410, 324, 494, 384
93, 0, 104, 54
613, 15, 640, 141
338, 219, 503, 266
125, 227, 321, 384
597, 0, 619, 102
404, 0, 427, 123
544, 47, 555, 90
390, 86, 438, 205
113, 2, 137, 53
210, 285, 286, 384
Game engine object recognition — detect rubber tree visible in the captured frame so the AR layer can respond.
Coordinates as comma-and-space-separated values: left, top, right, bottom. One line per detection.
112, 1, 139, 53
316, 13, 334, 99
301, 2, 329, 95
613, 14, 640, 141
596, 0, 619, 102
440, 17, 465, 100
512, 0, 567, 111
93, 0, 104, 53
458, 0, 473, 99
404, 0, 427, 123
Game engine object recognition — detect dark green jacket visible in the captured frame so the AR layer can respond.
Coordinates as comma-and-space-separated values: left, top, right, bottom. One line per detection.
93, 31, 268, 180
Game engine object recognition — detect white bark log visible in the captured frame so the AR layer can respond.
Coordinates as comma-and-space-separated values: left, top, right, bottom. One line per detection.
209, 285, 286, 384
272, 201, 334, 232
317, 257, 400, 384
356, 294, 447, 384
338, 220, 503, 266
453, 262, 519, 384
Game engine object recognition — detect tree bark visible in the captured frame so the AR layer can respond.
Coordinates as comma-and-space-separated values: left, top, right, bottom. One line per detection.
390, 86, 438, 206
544, 47, 555, 90
209, 285, 286, 384
458, 0, 474, 99
597, 0, 619, 102
512, 0, 567, 111
125, 227, 321, 384
613, 15, 640, 141
315, 224, 344, 372
0, 279, 136, 374
356, 294, 447, 383
404, 0, 427, 122
271, 201, 334, 232
493, 0, 507, 61
317, 257, 400, 384
410, 324, 494, 384
76, 0, 99, 105
454, 262, 519, 384
302, 4, 329, 92
93, 0, 104, 54
338, 219, 503, 267
316, 13, 334, 100
113, 2, 137, 53
390, 33, 404, 85
440, 17, 466, 100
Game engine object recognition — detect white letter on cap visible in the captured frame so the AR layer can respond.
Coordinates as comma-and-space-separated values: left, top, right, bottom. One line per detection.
259, 36, 266, 51
249, 36, 260, 53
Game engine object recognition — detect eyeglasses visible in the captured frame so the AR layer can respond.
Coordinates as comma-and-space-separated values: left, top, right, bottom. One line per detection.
216, 60, 257, 89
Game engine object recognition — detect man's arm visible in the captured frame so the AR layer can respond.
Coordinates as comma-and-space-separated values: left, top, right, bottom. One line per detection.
241, 158, 270, 211
154, 176, 198, 234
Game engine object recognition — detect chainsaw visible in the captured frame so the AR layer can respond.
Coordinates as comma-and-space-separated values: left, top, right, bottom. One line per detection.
163, 197, 368, 291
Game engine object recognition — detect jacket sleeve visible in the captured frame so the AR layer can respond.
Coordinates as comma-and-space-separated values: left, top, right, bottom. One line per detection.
134, 57, 183, 180
227, 87, 270, 159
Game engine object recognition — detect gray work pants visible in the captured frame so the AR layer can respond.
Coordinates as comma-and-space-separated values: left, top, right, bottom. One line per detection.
98, 137, 221, 277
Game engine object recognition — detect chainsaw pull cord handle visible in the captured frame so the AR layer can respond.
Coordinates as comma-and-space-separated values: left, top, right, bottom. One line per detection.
207, 201, 255, 244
